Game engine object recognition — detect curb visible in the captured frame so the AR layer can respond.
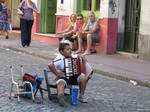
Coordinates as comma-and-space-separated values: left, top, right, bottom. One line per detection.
93, 69, 150, 88
1, 45, 150, 88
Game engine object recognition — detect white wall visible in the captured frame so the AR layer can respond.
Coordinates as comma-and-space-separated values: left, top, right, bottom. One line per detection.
56, 0, 76, 15
100, 0, 118, 18
118, 0, 126, 32
100, 0, 109, 18
140, 0, 150, 35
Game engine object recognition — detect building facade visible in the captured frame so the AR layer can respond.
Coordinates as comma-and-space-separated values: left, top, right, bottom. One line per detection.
32, 0, 150, 61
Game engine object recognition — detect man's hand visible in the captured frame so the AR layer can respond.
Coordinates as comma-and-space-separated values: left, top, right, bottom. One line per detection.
57, 70, 65, 78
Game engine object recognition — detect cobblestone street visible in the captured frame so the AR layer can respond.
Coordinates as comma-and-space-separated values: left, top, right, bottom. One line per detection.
0, 48, 150, 112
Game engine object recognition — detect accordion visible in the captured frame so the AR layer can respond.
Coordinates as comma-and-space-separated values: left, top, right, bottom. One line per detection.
64, 58, 82, 79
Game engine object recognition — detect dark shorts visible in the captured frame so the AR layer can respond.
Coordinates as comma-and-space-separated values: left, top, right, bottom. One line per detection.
82, 32, 99, 43
55, 73, 85, 85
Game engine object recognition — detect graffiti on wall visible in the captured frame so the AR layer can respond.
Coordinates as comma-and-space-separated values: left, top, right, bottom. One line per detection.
109, 0, 117, 14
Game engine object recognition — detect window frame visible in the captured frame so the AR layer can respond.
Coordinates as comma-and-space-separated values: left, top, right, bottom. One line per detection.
77, 0, 100, 19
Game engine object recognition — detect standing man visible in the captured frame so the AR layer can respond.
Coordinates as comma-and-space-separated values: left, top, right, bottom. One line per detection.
18, 0, 38, 47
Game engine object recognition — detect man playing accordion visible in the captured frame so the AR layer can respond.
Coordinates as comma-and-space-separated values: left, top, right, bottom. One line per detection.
48, 43, 93, 106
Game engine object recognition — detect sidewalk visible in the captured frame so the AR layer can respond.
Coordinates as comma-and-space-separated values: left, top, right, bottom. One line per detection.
0, 36, 150, 88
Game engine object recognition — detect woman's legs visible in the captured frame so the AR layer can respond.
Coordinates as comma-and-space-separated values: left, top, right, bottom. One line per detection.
76, 33, 83, 53
26, 20, 33, 46
20, 19, 28, 47
5, 31, 9, 39
0, 30, 9, 39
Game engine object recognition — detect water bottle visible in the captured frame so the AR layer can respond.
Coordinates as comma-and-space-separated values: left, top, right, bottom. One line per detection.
71, 87, 78, 106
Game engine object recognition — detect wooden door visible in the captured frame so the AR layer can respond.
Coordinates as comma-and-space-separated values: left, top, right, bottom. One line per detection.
40, 0, 56, 33
124, 0, 141, 53
11, 0, 20, 28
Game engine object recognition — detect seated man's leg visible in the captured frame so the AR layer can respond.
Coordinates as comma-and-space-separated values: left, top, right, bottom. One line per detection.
83, 34, 92, 55
77, 73, 88, 103
75, 33, 83, 53
91, 33, 99, 53
56, 78, 68, 106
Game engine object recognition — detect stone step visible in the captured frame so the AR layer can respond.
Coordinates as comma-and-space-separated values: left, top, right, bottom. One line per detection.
9, 30, 21, 38
8, 30, 101, 53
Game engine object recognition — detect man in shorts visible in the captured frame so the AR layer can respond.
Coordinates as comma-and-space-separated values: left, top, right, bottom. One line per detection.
48, 43, 88, 106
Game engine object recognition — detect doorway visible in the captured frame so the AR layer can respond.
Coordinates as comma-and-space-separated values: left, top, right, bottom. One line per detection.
40, 0, 57, 33
124, 0, 141, 53
9, 0, 20, 29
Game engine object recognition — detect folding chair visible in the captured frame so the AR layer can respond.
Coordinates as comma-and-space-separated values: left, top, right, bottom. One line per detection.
9, 65, 35, 102
43, 69, 72, 101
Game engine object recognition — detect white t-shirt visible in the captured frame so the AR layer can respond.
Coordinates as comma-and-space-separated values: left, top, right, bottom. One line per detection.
53, 53, 64, 71
53, 53, 78, 71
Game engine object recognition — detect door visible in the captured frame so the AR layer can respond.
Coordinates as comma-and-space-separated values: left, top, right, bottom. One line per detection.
40, 0, 56, 33
10, 0, 20, 28
124, 0, 141, 53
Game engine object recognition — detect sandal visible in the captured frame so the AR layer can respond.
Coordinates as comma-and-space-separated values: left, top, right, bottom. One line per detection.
90, 49, 97, 53
83, 50, 91, 55
75, 50, 82, 54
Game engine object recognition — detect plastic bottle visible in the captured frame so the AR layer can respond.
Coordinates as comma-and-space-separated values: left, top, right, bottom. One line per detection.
71, 87, 78, 106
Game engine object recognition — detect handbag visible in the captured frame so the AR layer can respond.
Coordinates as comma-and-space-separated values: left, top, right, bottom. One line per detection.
17, 8, 24, 16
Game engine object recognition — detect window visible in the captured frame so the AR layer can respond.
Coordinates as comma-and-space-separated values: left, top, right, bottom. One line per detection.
96, 0, 100, 11
61, 0, 64, 4
78, 0, 100, 18
82, 0, 100, 11
83, 0, 92, 10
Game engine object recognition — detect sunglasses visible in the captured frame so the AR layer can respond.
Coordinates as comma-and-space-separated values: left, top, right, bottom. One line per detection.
77, 18, 82, 20
88, 15, 94, 17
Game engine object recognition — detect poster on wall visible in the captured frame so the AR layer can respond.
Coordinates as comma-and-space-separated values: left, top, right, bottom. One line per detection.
108, 0, 118, 18
100, 0, 118, 18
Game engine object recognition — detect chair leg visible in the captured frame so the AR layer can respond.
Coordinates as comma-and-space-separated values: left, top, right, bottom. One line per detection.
16, 84, 20, 102
30, 84, 35, 102
47, 87, 52, 100
39, 87, 44, 99
9, 83, 13, 99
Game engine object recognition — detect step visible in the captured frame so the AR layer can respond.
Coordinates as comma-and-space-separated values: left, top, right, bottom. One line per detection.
9, 30, 20, 38
32, 33, 101, 53
32, 33, 60, 45
117, 51, 138, 59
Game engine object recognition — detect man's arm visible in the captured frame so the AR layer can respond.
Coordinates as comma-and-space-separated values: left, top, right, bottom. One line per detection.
48, 62, 65, 77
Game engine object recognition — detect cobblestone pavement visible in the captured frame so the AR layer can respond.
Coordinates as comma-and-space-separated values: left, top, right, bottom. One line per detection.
0, 48, 150, 112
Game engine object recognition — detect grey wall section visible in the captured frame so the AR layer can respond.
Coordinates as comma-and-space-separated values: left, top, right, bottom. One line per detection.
139, 0, 150, 34
138, 35, 150, 61
117, 0, 126, 50
139, 0, 150, 61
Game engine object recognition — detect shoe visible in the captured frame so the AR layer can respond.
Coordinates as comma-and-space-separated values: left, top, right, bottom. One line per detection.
90, 49, 97, 53
5, 35, 9, 39
26, 44, 30, 47
83, 50, 91, 55
22, 44, 26, 47
78, 95, 88, 103
57, 93, 68, 107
